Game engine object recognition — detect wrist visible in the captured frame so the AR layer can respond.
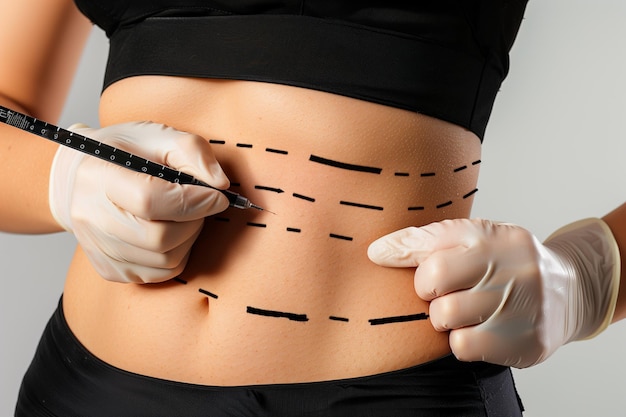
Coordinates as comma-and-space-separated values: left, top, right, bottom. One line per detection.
49, 145, 81, 232
544, 218, 620, 341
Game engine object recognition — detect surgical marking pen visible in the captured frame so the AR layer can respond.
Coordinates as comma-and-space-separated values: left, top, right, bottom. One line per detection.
0, 105, 269, 212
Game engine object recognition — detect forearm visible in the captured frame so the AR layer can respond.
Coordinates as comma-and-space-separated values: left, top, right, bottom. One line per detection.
0, 97, 62, 234
602, 202, 626, 322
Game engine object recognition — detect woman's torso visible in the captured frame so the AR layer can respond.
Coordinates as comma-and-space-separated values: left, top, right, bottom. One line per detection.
62, 75, 481, 385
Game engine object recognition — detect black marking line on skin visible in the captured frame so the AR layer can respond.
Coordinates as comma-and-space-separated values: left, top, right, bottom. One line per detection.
230, 182, 241, 187
408, 206, 425, 211
286, 227, 302, 233
198, 288, 219, 299
472, 159, 482, 165
247, 222, 267, 228
368, 313, 429, 325
214, 217, 230, 222
394, 172, 410, 177
463, 188, 479, 199
209, 139, 226, 145
236, 143, 253, 148
420, 172, 436, 177
173, 277, 188, 285
436, 201, 453, 209
293, 193, 315, 202
339, 201, 384, 211
330, 233, 354, 241
246, 306, 309, 322
255, 185, 285, 194
265, 148, 289, 155
309, 155, 382, 174
453, 165, 467, 173
329, 316, 350, 322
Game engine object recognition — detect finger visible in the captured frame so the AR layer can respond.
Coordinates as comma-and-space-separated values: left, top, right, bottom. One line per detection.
428, 289, 503, 331
367, 226, 436, 267
80, 123, 230, 189
104, 165, 229, 221
368, 219, 490, 268
81, 228, 201, 281
413, 244, 490, 300
94, 214, 205, 253
162, 128, 230, 189
448, 325, 544, 368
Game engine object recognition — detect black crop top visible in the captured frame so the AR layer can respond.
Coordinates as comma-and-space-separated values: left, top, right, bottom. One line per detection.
73, 0, 528, 140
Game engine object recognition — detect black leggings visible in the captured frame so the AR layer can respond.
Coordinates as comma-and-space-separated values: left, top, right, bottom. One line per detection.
16, 297, 523, 417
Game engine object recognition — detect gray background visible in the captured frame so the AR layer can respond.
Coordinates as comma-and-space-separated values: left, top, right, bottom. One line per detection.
2, 1, 625, 415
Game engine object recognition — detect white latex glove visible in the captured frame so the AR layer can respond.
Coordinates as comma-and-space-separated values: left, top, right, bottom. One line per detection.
49, 122, 230, 283
368, 218, 620, 368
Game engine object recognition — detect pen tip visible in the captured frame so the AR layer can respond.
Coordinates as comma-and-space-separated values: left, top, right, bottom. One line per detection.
251, 204, 277, 215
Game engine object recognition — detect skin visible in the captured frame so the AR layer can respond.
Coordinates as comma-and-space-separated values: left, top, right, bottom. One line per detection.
2, 0, 625, 386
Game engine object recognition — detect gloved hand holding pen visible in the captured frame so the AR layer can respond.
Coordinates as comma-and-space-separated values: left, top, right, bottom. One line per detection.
368, 218, 621, 368
49, 122, 230, 283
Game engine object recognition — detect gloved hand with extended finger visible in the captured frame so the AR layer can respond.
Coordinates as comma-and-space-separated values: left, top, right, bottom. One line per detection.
367, 218, 620, 368
49, 122, 230, 283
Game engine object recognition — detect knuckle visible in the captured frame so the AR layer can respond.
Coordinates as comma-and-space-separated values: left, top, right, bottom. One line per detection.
448, 330, 478, 362
415, 255, 448, 299
430, 297, 458, 325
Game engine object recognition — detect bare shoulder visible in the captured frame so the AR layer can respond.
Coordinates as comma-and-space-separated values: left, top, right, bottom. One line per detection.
0, 0, 92, 120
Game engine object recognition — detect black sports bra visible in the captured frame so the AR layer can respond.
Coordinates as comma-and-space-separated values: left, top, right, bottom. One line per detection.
73, 0, 528, 140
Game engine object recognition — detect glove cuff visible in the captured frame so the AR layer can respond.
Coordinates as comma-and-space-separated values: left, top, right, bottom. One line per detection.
48, 124, 91, 232
545, 217, 621, 340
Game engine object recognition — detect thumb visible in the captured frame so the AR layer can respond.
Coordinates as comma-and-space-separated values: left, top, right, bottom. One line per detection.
367, 225, 438, 267
367, 219, 487, 268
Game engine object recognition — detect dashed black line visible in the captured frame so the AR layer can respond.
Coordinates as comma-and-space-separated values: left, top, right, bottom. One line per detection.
286, 227, 302, 233
247, 222, 267, 228
463, 188, 479, 199
329, 316, 350, 323
436, 201, 453, 209
394, 172, 410, 177
472, 159, 482, 165
247, 306, 309, 322
293, 193, 315, 202
266, 148, 288, 155
368, 313, 429, 325
453, 165, 467, 173
339, 201, 384, 211
408, 206, 425, 211
199, 288, 219, 299
330, 233, 353, 241
236, 143, 253, 148
209, 139, 226, 145
173, 277, 188, 285
420, 172, 436, 177
255, 185, 284, 194
309, 154, 382, 174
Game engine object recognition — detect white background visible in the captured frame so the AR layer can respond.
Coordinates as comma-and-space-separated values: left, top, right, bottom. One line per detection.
2, 1, 626, 415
